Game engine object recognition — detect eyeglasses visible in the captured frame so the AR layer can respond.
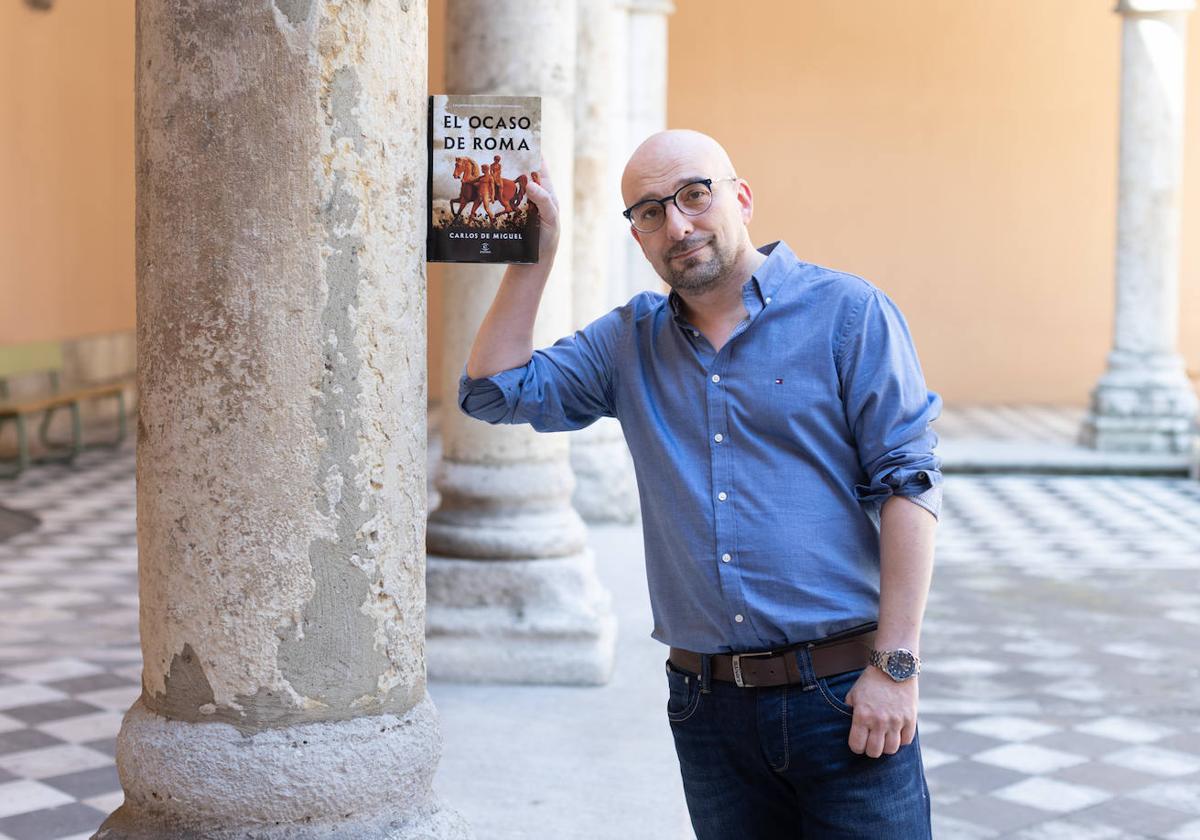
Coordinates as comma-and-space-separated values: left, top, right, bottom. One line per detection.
622, 176, 738, 233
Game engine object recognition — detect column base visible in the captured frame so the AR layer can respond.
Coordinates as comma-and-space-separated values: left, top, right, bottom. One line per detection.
92, 694, 472, 840
1080, 350, 1199, 453
425, 551, 617, 685
570, 418, 640, 524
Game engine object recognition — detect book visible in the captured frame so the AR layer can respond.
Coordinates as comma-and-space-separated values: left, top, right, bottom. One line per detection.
427, 94, 542, 264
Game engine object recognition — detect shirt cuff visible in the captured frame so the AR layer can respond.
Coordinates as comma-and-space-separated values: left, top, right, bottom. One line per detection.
855, 466, 943, 520
457, 361, 530, 421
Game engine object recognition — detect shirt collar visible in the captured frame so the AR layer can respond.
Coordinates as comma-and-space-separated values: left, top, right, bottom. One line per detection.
667, 239, 795, 324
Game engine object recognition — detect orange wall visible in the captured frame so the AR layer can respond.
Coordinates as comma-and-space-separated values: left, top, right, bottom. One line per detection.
668, 0, 1200, 404
4, 1, 1198, 407
0, 1, 135, 344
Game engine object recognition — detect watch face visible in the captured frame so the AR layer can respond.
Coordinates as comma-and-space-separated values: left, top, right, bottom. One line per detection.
886, 649, 917, 680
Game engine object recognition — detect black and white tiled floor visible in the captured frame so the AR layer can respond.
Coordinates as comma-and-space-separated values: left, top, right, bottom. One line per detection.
0, 444, 139, 840
4, 435, 1200, 837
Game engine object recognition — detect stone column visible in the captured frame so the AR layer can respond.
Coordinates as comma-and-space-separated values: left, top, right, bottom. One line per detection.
570, 0, 640, 524
426, 0, 617, 685
97, 3, 469, 838
608, 0, 675, 304
1082, 0, 1198, 452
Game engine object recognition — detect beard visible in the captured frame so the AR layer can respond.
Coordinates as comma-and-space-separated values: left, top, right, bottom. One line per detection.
662, 235, 740, 295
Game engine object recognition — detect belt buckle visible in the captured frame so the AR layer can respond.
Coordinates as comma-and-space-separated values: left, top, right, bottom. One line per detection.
731, 649, 775, 688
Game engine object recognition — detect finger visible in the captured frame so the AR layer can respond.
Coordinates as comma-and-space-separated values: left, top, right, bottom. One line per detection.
865, 728, 886, 759
524, 180, 558, 220
882, 728, 902, 756
536, 157, 556, 196
847, 719, 869, 755
900, 720, 917, 747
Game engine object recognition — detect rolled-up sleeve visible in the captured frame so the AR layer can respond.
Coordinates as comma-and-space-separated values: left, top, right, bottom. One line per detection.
836, 287, 943, 521
458, 305, 622, 433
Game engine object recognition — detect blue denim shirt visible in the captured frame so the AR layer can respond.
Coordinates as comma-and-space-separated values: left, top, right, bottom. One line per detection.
458, 240, 943, 653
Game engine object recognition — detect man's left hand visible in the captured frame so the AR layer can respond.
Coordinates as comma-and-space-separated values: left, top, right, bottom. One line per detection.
844, 666, 919, 758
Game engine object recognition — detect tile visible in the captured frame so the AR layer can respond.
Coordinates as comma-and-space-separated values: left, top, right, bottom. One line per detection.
0, 686, 67, 712
1103, 746, 1200, 778
1052, 760, 1163, 794
40, 764, 121, 799
72, 686, 138, 713
1010, 818, 1131, 839
0, 802, 106, 840
936, 794, 1050, 834
43, 673, 137, 696
1165, 819, 1200, 839
36, 713, 125, 745
0, 780, 75, 819
1076, 717, 1175, 745
921, 746, 958, 771
993, 777, 1111, 813
956, 716, 1060, 742
0, 744, 113, 780
1131, 781, 1200, 815
0, 660, 103, 686
926, 759, 1026, 798
81, 790, 123, 816
972, 743, 1088, 775
0, 719, 21, 738
1, 701, 105, 727
0, 730, 66, 757
1073, 796, 1197, 836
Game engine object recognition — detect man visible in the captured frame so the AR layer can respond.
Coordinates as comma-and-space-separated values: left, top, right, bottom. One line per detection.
458, 129, 941, 839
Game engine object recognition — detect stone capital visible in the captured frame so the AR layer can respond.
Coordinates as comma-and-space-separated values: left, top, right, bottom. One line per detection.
1115, 0, 1195, 15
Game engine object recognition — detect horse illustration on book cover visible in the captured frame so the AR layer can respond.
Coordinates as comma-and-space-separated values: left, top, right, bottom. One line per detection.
427, 95, 541, 264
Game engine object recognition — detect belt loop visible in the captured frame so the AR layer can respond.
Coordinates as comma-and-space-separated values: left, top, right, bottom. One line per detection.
793, 644, 818, 691
699, 653, 712, 694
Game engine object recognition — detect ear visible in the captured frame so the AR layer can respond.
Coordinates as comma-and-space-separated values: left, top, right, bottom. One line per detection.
736, 179, 754, 225
630, 227, 642, 246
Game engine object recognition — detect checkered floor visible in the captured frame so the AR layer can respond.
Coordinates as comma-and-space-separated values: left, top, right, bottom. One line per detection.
3, 435, 1200, 838
0, 444, 138, 840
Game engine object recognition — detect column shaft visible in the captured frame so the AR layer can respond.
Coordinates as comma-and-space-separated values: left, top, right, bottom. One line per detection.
427, 0, 616, 685
99, 2, 468, 837
570, 0, 640, 524
1083, 0, 1198, 453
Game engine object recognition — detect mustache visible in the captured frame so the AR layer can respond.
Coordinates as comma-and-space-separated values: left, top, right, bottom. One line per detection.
667, 239, 710, 259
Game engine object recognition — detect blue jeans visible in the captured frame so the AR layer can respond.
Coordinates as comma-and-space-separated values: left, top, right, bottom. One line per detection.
665, 648, 932, 839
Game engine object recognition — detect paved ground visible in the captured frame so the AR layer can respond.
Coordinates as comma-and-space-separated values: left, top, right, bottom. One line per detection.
2, 431, 1200, 838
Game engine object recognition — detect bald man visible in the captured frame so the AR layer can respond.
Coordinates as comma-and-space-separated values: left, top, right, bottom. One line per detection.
459, 130, 940, 839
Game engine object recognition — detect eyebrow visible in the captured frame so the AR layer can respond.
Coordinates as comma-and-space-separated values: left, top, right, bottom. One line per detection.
633, 175, 706, 206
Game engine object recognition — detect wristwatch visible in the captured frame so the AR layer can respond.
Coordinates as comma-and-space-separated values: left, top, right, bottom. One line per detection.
868, 648, 921, 682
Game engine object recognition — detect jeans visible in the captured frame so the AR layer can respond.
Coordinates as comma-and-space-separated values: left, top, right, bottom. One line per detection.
665, 647, 932, 839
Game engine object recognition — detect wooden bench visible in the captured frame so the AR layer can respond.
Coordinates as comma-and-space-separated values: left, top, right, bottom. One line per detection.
0, 341, 132, 479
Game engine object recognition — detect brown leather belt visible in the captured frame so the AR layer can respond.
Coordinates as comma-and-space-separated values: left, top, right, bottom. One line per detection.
669, 627, 876, 688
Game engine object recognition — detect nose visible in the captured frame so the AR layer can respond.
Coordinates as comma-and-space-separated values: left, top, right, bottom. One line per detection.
663, 201, 694, 241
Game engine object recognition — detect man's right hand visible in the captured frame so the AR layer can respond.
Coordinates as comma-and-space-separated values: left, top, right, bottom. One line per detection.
524, 157, 560, 263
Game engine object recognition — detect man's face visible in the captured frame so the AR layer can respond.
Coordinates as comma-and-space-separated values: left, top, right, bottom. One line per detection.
622, 140, 751, 296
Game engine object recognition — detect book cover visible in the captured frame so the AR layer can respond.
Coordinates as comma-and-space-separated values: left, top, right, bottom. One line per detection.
427, 94, 542, 264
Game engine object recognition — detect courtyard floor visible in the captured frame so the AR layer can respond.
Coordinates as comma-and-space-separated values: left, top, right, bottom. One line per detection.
1, 406, 1199, 838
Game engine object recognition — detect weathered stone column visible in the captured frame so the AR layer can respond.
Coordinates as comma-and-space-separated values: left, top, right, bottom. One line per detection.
570, 0, 639, 524
426, 0, 617, 684
96, 3, 469, 838
1082, 0, 1198, 452
608, 0, 675, 304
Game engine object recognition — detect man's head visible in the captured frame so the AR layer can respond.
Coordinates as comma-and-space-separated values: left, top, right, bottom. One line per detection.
621, 129, 755, 296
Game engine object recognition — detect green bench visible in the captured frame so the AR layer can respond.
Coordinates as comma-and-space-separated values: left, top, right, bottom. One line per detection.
0, 341, 131, 479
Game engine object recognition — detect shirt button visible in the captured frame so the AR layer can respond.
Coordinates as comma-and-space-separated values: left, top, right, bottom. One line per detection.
734, 614, 744, 623
717, 491, 728, 501
765, 297, 772, 304
692, 329, 699, 336
917, 471, 928, 481
714, 433, 723, 443
711, 374, 721, 383
722, 553, 731, 563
